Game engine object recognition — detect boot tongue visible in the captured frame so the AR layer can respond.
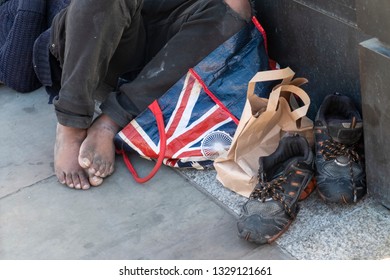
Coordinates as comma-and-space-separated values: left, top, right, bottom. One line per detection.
327, 117, 363, 145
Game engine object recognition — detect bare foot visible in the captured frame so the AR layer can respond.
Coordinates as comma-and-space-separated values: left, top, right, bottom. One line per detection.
54, 124, 91, 190
78, 114, 120, 183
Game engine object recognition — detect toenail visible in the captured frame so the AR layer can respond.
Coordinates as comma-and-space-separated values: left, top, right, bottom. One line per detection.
82, 158, 91, 166
92, 176, 103, 184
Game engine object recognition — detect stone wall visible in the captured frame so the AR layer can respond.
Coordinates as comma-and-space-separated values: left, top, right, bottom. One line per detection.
357, 0, 390, 208
254, 0, 390, 208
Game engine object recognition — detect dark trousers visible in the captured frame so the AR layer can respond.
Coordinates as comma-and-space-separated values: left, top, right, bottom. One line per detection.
50, 0, 250, 128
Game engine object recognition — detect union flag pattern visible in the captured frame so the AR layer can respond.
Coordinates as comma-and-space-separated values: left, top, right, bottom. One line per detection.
116, 69, 238, 169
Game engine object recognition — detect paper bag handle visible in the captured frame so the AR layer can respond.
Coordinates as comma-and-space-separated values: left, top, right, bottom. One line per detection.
120, 100, 167, 183
246, 67, 296, 97
246, 67, 310, 121
247, 67, 296, 115
266, 84, 310, 121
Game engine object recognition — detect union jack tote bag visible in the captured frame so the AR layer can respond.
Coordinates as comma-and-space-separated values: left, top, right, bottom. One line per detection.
115, 17, 274, 183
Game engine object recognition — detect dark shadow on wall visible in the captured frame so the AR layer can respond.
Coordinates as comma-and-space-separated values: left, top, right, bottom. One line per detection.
253, 0, 369, 119
252, 0, 390, 209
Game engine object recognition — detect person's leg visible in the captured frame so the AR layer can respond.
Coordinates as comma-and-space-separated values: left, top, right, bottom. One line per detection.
103, 0, 252, 125
81, 0, 253, 181
52, 0, 145, 189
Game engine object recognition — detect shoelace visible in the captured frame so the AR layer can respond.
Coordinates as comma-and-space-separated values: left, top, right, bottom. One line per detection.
250, 175, 296, 218
320, 139, 360, 202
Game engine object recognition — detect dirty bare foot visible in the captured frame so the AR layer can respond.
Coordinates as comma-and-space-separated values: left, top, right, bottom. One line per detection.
54, 124, 91, 190
78, 114, 120, 184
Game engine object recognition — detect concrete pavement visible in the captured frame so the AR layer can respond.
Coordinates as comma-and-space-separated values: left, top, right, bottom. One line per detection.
0, 86, 291, 260
1, 85, 389, 260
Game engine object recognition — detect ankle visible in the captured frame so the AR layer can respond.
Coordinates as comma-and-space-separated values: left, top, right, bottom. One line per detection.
91, 114, 120, 136
57, 123, 87, 140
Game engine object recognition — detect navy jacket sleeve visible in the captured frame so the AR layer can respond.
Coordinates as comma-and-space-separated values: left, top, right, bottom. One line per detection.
0, 0, 46, 92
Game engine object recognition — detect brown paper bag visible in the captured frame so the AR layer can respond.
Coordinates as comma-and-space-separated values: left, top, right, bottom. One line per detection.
214, 67, 314, 197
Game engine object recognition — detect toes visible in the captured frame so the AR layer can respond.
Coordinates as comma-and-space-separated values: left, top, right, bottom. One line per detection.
108, 165, 115, 176
79, 156, 92, 169
75, 172, 91, 190
65, 174, 75, 188
89, 176, 103, 187
79, 175, 91, 190
93, 163, 104, 177
87, 159, 113, 178
55, 170, 66, 185
81, 155, 101, 177
71, 173, 82, 190
80, 153, 111, 178
96, 162, 110, 178
57, 170, 90, 190
88, 166, 97, 176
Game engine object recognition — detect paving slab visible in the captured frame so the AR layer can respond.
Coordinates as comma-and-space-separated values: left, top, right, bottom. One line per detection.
0, 86, 292, 260
180, 169, 390, 260
2, 85, 389, 260
0, 87, 56, 197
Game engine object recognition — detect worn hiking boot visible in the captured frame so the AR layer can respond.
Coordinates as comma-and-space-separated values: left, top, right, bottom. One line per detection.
315, 93, 366, 203
237, 134, 314, 244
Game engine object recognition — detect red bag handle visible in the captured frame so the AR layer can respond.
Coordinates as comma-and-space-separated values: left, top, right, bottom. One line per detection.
120, 100, 167, 183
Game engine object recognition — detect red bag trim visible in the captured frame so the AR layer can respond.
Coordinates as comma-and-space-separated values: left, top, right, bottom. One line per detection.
252, 16, 277, 70
119, 100, 167, 183
252, 16, 268, 54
